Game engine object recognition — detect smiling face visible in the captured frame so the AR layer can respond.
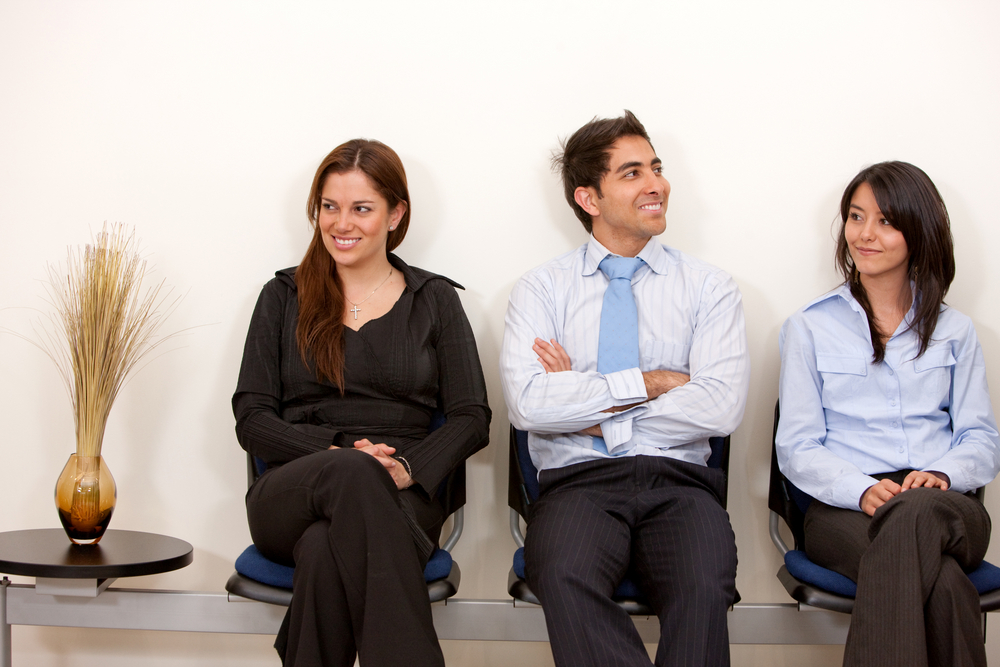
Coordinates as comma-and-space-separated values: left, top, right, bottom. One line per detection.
845, 182, 910, 286
317, 170, 405, 270
575, 135, 670, 257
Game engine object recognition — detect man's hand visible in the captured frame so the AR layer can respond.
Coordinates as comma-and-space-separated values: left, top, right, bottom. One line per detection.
901, 470, 949, 491
533, 338, 572, 373
860, 478, 902, 516
352, 439, 413, 490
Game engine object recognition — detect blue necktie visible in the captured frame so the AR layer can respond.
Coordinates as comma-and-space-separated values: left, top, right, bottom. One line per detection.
593, 255, 643, 455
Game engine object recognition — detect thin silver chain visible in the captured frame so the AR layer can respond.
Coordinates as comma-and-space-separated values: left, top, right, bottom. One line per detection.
346, 267, 393, 320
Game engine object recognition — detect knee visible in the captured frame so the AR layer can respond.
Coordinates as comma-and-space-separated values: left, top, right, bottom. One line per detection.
678, 543, 737, 602
292, 520, 333, 570
888, 486, 941, 511
316, 447, 392, 489
878, 487, 967, 526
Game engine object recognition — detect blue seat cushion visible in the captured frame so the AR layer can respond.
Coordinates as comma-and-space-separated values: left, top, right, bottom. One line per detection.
967, 560, 1000, 595
513, 546, 526, 579
785, 549, 1000, 598
235, 545, 295, 589
235, 544, 453, 590
512, 546, 644, 600
423, 548, 454, 582
784, 549, 857, 597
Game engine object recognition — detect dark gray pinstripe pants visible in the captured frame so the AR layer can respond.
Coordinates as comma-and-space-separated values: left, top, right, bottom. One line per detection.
524, 456, 738, 667
805, 481, 991, 667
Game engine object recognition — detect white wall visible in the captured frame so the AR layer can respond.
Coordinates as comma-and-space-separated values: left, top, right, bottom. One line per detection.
1, 1, 998, 664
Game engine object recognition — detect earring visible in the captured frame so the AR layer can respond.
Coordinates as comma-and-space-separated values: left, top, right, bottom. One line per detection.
389, 227, 395, 231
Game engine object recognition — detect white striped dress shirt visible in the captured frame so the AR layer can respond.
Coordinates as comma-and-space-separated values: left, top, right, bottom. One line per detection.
500, 235, 750, 473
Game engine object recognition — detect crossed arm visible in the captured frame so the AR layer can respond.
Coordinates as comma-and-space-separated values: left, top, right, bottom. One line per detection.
531, 337, 689, 437
500, 266, 749, 452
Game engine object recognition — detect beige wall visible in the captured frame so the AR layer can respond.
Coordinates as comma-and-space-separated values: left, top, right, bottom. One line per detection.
1, 1, 999, 664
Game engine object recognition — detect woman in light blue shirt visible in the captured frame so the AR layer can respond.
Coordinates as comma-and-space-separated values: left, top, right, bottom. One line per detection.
777, 161, 999, 667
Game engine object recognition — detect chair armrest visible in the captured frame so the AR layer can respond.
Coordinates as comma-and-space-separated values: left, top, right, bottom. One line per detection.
510, 508, 525, 548
769, 510, 790, 555
440, 507, 464, 552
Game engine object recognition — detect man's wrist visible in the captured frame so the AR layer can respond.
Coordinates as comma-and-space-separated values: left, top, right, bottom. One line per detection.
642, 370, 689, 400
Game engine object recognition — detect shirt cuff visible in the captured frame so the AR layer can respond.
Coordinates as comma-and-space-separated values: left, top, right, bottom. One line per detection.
604, 367, 646, 403
603, 404, 649, 453
840, 473, 880, 511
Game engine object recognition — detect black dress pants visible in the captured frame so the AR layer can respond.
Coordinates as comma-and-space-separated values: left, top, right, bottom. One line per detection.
524, 456, 738, 667
246, 448, 445, 667
804, 478, 991, 667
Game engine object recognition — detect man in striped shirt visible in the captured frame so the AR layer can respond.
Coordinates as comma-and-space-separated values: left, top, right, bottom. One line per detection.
500, 111, 749, 667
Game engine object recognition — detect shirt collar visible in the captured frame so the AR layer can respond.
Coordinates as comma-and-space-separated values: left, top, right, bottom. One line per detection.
276, 253, 464, 293
583, 235, 665, 276
804, 283, 858, 311
806, 281, 919, 328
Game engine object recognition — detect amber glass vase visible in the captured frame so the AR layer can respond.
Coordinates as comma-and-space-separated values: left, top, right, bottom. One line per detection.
55, 454, 117, 545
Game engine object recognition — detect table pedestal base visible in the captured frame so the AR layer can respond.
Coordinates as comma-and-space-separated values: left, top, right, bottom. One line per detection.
35, 578, 116, 598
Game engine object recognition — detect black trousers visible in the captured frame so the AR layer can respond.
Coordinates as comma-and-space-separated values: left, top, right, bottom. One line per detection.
246, 448, 445, 667
524, 456, 738, 667
804, 477, 991, 667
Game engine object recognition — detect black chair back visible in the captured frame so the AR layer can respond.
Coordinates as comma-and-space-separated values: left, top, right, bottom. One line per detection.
767, 402, 809, 550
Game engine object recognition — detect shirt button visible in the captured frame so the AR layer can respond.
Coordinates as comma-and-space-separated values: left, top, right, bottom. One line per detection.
892, 421, 898, 427
890, 400, 896, 406
898, 447, 904, 453
888, 369, 894, 376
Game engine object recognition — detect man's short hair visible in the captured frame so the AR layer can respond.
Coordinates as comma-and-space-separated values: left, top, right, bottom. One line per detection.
552, 110, 653, 233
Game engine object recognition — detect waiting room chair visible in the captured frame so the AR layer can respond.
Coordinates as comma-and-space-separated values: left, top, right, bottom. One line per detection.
507, 425, 734, 614
226, 412, 465, 606
767, 400, 1000, 614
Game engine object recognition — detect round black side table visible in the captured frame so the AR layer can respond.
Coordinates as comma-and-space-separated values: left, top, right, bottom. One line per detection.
0, 529, 192, 579
0, 529, 193, 667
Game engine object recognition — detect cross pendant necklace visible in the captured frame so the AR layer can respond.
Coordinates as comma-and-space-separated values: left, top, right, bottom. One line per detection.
346, 267, 393, 320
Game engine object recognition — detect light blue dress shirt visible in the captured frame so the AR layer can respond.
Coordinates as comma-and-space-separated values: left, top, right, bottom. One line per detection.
776, 284, 1000, 510
500, 235, 750, 473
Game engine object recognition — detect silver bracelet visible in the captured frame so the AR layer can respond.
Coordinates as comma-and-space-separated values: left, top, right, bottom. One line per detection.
394, 456, 413, 478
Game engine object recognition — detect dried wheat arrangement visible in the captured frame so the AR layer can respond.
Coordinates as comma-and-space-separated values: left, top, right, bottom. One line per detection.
28, 223, 180, 458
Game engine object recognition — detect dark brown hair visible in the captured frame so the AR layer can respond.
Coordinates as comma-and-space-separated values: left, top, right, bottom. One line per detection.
296, 139, 410, 389
552, 110, 652, 233
835, 161, 954, 363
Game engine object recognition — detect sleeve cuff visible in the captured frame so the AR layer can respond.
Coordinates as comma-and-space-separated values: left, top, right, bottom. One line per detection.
840, 474, 880, 511
604, 367, 646, 403
603, 404, 649, 452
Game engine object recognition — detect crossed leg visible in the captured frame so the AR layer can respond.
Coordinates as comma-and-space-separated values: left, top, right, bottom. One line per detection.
805, 487, 990, 667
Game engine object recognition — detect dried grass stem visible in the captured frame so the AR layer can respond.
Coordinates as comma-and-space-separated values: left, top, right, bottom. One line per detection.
33, 224, 179, 458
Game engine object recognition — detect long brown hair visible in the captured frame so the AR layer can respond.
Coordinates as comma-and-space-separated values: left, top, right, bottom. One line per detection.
296, 139, 410, 389
834, 161, 955, 363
